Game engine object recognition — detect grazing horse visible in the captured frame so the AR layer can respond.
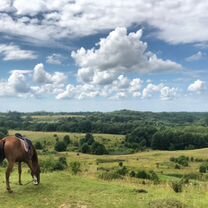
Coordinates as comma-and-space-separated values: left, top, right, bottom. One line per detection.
0, 135, 40, 193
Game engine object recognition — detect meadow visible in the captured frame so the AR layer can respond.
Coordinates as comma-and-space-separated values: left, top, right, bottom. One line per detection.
0, 130, 208, 207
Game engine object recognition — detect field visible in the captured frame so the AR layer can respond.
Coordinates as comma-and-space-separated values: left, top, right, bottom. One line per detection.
0, 130, 208, 207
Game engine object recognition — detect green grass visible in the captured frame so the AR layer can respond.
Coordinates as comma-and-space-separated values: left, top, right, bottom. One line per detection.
2, 130, 208, 207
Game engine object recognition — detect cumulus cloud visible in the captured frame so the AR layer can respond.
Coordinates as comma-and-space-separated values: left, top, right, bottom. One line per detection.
72, 27, 181, 85
33, 63, 67, 84
188, 79, 206, 93
0, 43, 38, 61
46, 53, 64, 65
185, 51, 206, 62
0, 63, 67, 98
142, 83, 177, 100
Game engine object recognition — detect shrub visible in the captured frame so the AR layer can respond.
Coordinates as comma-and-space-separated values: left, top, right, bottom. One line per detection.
54, 141, 67, 152
40, 157, 68, 172
80, 143, 91, 154
136, 170, 151, 179
91, 142, 108, 155
63, 135, 70, 145
70, 161, 81, 175
170, 156, 189, 167
80, 133, 95, 145
199, 162, 208, 173
35, 141, 43, 150
129, 170, 136, 177
116, 166, 128, 176
170, 180, 183, 193
98, 171, 121, 180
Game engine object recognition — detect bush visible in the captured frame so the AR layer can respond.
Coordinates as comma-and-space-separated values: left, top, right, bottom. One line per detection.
70, 161, 81, 175
54, 141, 67, 152
91, 142, 108, 155
199, 162, 208, 173
80, 133, 95, 145
63, 135, 70, 145
98, 171, 122, 180
136, 170, 151, 179
116, 166, 128, 176
35, 141, 43, 150
170, 180, 183, 193
80, 143, 91, 154
40, 157, 68, 172
170, 156, 189, 167
129, 170, 136, 177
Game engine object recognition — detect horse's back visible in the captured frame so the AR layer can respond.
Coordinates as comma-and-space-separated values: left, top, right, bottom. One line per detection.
4, 136, 28, 162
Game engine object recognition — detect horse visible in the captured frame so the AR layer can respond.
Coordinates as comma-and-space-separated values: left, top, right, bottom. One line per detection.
0, 135, 40, 193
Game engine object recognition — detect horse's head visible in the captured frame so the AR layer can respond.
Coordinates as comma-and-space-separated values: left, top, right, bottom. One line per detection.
33, 164, 40, 185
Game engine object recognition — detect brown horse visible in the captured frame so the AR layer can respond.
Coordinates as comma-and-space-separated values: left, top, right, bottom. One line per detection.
0, 136, 40, 193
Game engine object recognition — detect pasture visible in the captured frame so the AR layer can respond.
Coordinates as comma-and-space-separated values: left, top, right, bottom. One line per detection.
0, 130, 208, 207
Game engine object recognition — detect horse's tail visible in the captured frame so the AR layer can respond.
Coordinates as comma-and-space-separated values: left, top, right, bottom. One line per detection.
0, 139, 5, 164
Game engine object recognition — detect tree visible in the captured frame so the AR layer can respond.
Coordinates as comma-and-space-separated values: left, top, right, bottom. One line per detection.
54, 141, 67, 152
91, 142, 108, 155
80, 133, 95, 145
80, 143, 91, 154
63, 135, 70, 145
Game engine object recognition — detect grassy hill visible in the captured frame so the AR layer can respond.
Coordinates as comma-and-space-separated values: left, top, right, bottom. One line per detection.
1, 131, 208, 207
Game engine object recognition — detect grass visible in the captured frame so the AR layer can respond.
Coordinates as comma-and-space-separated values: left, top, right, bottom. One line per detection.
2, 130, 208, 207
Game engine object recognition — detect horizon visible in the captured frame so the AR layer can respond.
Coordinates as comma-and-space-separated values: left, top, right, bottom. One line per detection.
0, 1, 208, 112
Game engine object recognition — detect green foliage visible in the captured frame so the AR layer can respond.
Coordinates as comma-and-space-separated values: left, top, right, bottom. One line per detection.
54, 141, 67, 152
80, 133, 95, 145
170, 156, 189, 167
199, 162, 208, 173
80, 143, 91, 153
170, 180, 183, 193
63, 135, 71, 145
40, 157, 68, 172
98, 171, 122, 180
70, 161, 81, 175
91, 142, 108, 155
34, 141, 43, 150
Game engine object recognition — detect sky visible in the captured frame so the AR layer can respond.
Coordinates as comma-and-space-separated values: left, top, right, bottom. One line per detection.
0, 0, 208, 112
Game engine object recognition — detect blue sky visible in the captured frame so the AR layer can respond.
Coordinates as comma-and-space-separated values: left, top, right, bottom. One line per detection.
0, 0, 207, 112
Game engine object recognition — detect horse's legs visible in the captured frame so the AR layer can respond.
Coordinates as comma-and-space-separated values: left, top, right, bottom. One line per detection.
27, 160, 38, 185
6, 161, 14, 193
18, 162, 22, 185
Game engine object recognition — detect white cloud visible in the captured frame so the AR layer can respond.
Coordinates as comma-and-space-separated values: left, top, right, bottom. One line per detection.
0, 43, 38, 61
72, 27, 181, 85
185, 51, 206, 62
46, 53, 64, 65
160, 86, 177, 100
33, 63, 67, 84
142, 83, 177, 100
188, 79, 206, 93
0, 1, 208, 45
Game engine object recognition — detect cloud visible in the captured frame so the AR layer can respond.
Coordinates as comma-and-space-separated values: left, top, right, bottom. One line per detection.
0, 43, 38, 61
142, 83, 177, 100
0, 1, 208, 46
0, 63, 67, 98
33, 63, 67, 84
72, 27, 181, 85
188, 79, 206, 93
46, 53, 64, 65
185, 51, 206, 62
